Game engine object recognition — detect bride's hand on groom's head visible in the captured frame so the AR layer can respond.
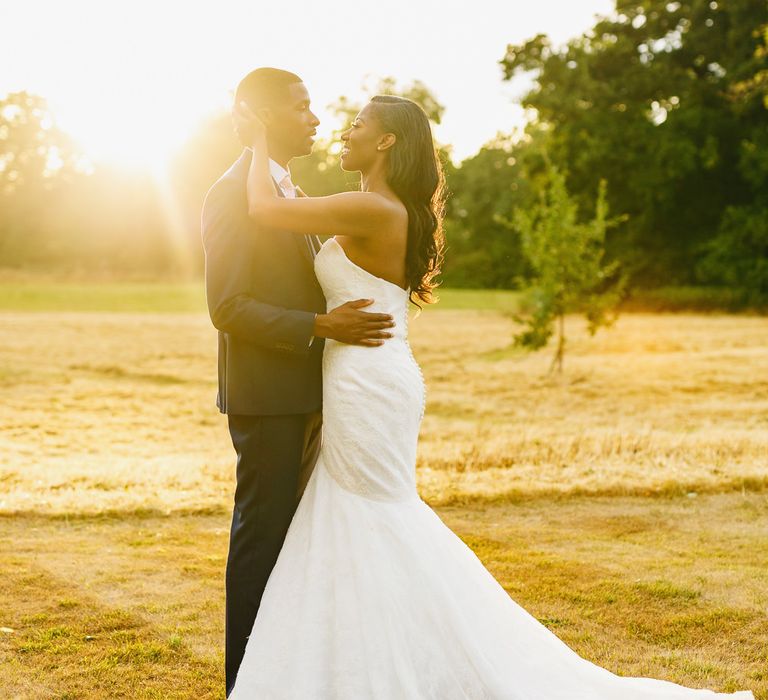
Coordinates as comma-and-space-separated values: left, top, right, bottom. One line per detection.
233, 101, 267, 145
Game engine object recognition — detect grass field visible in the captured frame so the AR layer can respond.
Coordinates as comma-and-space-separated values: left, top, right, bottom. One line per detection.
1, 283, 766, 698
0, 280, 521, 314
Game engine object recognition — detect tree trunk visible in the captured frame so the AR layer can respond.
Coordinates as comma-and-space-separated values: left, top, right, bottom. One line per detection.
548, 313, 565, 375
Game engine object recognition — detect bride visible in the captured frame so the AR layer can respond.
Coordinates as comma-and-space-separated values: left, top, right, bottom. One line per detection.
228, 95, 754, 699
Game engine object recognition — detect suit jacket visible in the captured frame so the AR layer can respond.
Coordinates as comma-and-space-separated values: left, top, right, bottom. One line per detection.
201, 149, 326, 415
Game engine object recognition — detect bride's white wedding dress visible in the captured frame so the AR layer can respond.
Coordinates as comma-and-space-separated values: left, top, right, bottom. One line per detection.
229, 237, 754, 699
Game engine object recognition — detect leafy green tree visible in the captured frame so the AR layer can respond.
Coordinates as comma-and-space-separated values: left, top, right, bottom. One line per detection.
441, 125, 553, 288
500, 0, 768, 298
731, 23, 768, 107
325, 75, 445, 127
508, 164, 628, 374
696, 200, 768, 307
697, 22, 768, 305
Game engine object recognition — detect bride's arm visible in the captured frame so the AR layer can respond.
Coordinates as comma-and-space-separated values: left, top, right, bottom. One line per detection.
238, 104, 399, 238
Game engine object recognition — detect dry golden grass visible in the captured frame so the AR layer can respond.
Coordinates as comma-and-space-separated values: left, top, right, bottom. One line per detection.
1, 309, 765, 514
0, 302, 766, 698
1, 494, 765, 698
414, 310, 768, 503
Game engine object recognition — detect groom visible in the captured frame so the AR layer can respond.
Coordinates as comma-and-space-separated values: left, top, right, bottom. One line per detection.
201, 67, 395, 696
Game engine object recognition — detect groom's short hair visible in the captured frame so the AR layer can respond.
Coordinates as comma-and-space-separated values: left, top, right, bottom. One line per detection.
235, 68, 303, 110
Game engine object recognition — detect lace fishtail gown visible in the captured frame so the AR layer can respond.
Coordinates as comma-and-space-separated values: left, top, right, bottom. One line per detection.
229, 237, 754, 700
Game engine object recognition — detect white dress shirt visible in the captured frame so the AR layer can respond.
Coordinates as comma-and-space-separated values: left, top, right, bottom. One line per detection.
269, 158, 297, 198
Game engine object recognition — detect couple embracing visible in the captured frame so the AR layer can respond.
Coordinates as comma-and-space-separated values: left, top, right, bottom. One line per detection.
201, 68, 753, 700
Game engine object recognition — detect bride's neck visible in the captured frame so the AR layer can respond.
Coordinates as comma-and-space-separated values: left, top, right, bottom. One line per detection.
360, 162, 390, 195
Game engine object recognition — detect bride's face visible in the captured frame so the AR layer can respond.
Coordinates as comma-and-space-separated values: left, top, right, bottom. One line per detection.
339, 103, 390, 172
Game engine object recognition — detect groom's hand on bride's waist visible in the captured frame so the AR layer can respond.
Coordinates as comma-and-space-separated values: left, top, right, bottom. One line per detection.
313, 299, 395, 347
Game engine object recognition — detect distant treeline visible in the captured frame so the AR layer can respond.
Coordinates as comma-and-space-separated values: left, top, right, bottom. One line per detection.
0, 0, 766, 306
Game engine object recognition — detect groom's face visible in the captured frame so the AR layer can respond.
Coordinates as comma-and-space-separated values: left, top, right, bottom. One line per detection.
266, 82, 320, 159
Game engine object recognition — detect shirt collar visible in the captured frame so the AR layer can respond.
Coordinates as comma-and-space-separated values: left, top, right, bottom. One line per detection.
268, 158, 292, 185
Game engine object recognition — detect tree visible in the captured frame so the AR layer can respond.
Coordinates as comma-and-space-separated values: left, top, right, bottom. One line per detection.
0, 91, 81, 193
697, 22, 768, 306
0, 91, 83, 265
328, 75, 445, 126
500, 0, 768, 298
441, 124, 554, 289
730, 23, 768, 108
0, 90, 202, 275
508, 164, 628, 374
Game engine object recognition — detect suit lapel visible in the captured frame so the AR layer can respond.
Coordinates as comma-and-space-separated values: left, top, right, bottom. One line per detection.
273, 185, 316, 267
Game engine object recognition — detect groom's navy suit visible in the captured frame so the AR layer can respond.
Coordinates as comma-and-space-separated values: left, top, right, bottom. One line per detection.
201, 149, 326, 697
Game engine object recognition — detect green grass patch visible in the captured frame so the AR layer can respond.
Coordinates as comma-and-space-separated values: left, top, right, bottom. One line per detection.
0, 282, 206, 313
426, 287, 522, 312
3, 277, 766, 315
0, 558, 222, 698
620, 286, 767, 313
0, 280, 522, 313
0, 281, 519, 313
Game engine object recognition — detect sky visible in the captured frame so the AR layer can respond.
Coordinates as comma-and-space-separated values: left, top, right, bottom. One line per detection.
1, 0, 614, 169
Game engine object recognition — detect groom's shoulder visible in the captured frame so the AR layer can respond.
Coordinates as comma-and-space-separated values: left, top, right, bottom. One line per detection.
201, 176, 245, 242
204, 173, 237, 204
203, 151, 249, 208
203, 170, 244, 218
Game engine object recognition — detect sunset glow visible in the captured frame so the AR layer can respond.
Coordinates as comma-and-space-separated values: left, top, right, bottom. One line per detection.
2, 0, 613, 172
59, 103, 192, 174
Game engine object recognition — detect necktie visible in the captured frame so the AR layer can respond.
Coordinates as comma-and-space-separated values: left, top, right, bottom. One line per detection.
279, 174, 318, 258
280, 174, 297, 198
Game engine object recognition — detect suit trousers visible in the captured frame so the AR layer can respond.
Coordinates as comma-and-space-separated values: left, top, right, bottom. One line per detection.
224, 410, 323, 697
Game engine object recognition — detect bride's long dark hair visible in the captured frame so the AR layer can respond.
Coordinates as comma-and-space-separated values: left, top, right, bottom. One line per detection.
369, 95, 446, 307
